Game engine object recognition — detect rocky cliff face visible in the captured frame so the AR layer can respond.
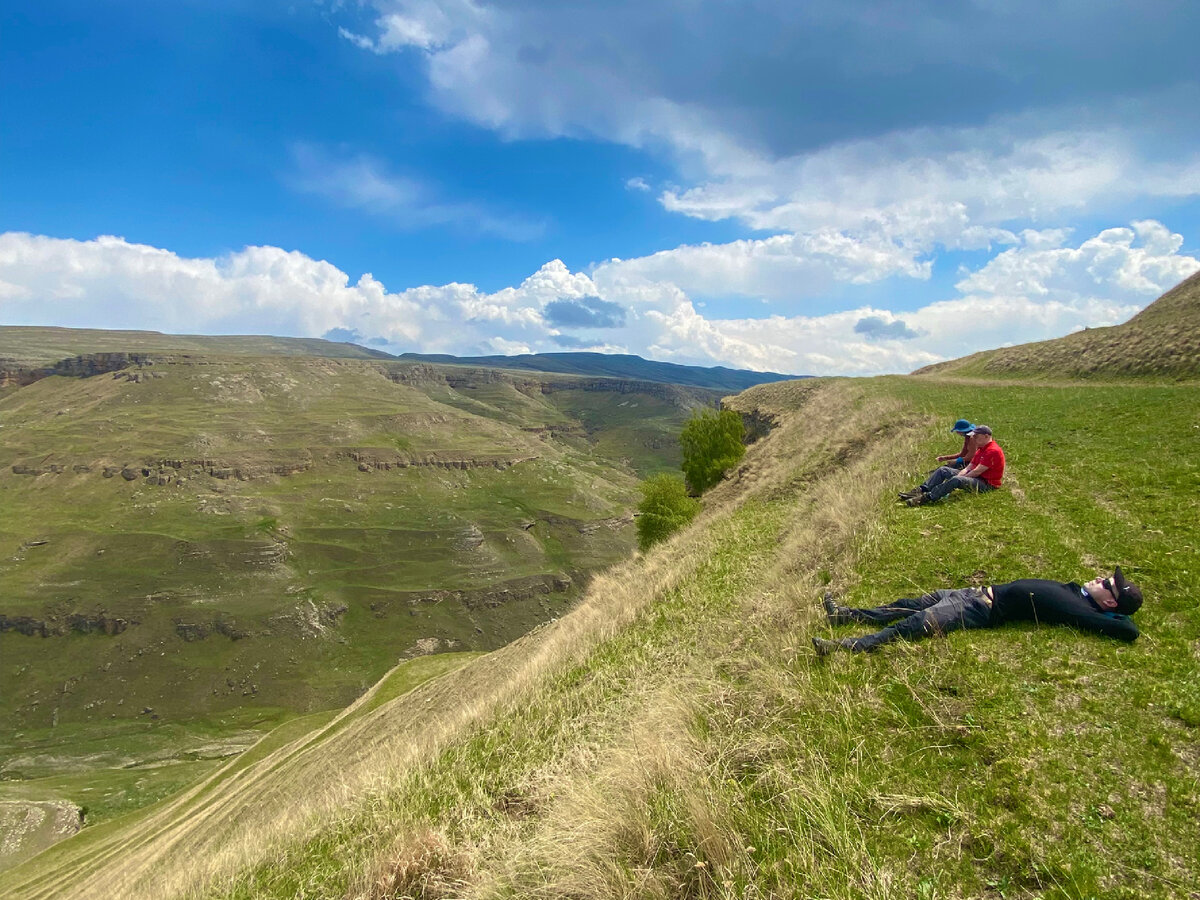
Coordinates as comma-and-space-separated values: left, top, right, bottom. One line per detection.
0, 352, 158, 387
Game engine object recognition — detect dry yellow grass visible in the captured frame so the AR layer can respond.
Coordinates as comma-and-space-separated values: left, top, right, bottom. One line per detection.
398, 381, 930, 900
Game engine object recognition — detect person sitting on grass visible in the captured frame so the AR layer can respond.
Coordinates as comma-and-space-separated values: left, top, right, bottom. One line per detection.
938, 418, 979, 470
812, 567, 1142, 655
899, 418, 981, 502
899, 424, 1004, 506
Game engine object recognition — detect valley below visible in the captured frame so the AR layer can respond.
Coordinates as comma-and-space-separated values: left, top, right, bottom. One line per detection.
0, 332, 721, 846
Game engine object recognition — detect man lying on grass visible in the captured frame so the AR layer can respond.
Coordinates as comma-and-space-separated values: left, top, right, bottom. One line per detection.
812, 567, 1142, 655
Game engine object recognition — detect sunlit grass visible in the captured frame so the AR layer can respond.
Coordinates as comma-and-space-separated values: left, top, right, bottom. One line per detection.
4, 371, 1197, 900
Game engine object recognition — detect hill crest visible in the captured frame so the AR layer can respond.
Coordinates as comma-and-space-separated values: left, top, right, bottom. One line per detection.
913, 268, 1200, 380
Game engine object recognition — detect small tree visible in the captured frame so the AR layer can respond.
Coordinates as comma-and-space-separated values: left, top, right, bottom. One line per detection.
636, 473, 700, 551
679, 407, 745, 494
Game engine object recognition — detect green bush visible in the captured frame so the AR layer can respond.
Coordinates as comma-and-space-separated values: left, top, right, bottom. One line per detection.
679, 408, 746, 494
636, 473, 700, 551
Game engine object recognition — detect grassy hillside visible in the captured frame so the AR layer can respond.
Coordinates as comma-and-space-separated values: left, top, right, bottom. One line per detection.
0, 350, 716, 835
5, 364, 1196, 899
913, 268, 1200, 380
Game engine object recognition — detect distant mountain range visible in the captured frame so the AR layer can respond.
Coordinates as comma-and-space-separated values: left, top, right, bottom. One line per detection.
400, 351, 805, 392
0, 328, 803, 393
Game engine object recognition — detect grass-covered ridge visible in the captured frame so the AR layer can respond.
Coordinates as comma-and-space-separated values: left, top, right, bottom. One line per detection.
4, 365, 1195, 899
914, 267, 1200, 381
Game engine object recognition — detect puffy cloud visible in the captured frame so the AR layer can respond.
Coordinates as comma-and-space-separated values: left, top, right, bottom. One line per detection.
1, 222, 1195, 376
337, 2, 1200, 283
322, 326, 366, 344
956, 220, 1198, 300
595, 229, 931, 305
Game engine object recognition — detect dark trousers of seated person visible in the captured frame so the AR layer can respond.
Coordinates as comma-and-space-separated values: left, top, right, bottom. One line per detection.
921, 465, 993, 502
837, 587, 993, 651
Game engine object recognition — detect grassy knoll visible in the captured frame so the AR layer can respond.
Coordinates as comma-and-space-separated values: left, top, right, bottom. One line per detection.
6, 368, 1194, 899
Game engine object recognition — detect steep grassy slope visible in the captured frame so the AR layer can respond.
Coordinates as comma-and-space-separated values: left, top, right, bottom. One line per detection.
913, 268, 1200, 380
0, 352, 716, 832
5, 368, 1195, 900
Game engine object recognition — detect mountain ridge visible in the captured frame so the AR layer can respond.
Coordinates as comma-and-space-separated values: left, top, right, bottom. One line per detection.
0, 327, 803, 393
399, 350, 804, 391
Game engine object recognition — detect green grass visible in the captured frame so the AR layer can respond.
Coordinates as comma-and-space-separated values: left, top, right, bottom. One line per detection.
110, 373, 1192, 900
4, 326, 1198, 898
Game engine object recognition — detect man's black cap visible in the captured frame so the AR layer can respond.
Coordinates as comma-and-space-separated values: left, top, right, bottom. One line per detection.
1111, 566, 1143, 615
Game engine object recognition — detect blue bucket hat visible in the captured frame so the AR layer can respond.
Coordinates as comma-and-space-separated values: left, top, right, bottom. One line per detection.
951, 419, 976, 434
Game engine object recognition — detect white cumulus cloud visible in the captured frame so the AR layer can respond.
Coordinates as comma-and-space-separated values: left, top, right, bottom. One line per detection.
1, 222, 1195, 376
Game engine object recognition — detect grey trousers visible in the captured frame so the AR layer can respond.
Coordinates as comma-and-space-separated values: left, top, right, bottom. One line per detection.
921, 465, 994, 502
837, 587, 994, 651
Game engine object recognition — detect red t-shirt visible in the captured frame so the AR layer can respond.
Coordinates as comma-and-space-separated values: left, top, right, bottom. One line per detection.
970, 440, 1005, 487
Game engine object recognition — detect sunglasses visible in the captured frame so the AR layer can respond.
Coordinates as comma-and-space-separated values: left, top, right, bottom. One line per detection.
1102, 577, 1120, 600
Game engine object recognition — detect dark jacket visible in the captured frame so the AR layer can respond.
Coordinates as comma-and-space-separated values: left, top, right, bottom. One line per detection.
990, 579, 1139, 642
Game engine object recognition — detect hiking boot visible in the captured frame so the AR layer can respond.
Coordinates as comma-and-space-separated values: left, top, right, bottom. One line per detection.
811, 636, 844, 657
905, 493, 927, 506
822, 591, 852, 625
897, 488, 922, 500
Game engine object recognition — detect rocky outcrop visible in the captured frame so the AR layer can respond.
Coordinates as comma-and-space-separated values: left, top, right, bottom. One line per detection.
368, 572, 575, 615
11, 463, 67, 476
733, 406, 779, 444
1, 612, 133, 637
348, 449, 538, 472
267, 600, 349, 639
174, 617, 251, 642
0, 352, 156, 389
537, 512, 635, 534
17, 456, 312, 482
67, 613, 131, 635
0, 800, 84, 869
0, 615, 52, 637
383, 363, 719, 407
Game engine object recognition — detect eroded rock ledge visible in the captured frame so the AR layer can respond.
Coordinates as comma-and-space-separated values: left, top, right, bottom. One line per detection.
0, 612, 135, 637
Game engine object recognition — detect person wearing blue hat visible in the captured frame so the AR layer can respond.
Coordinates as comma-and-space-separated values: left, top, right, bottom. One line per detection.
898, 418, 982, 501
938, 419, 979, 466
901, 424, 1005, 505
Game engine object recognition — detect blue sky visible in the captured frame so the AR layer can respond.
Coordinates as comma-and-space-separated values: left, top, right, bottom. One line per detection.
2, 0, 1199, 375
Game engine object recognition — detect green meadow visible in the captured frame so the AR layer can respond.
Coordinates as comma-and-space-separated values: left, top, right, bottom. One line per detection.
4, 367, 1194, 900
